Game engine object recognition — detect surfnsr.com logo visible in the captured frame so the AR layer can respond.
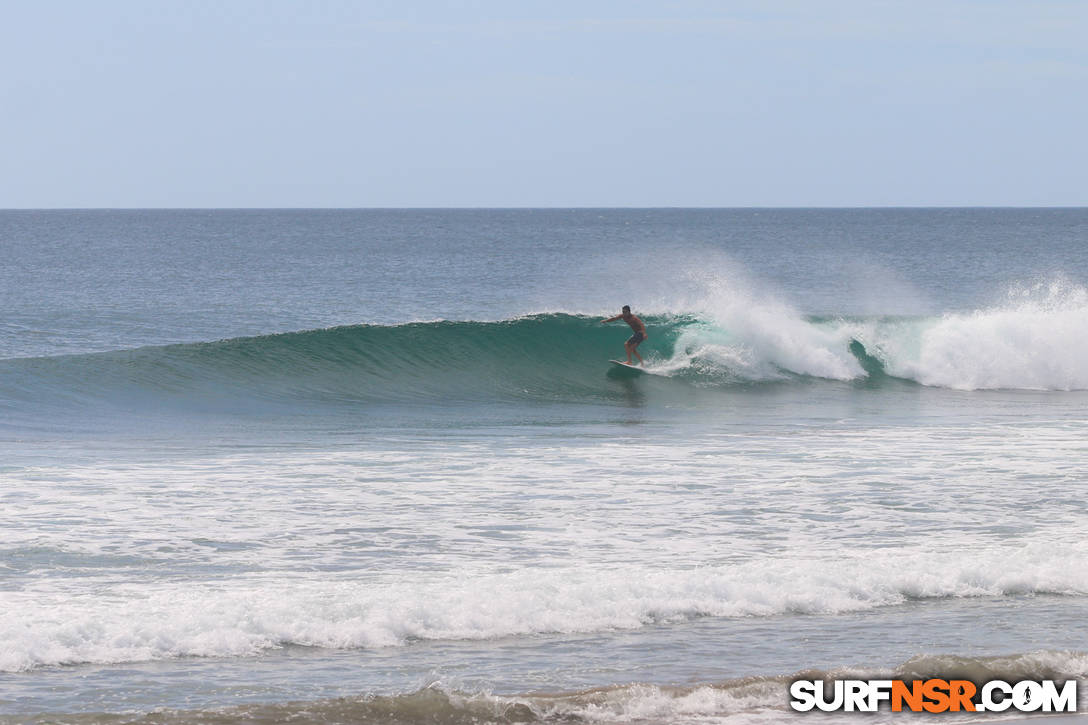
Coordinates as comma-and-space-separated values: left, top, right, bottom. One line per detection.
789, 678, 1078, 713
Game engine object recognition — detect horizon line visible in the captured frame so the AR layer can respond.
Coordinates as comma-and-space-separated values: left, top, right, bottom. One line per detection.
2, 205, 1087, 212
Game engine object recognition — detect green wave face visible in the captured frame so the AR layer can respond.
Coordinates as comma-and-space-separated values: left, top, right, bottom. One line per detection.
0, 315, 696, 411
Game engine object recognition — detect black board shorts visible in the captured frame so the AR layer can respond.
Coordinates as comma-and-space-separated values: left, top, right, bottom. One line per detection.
626, 331, 646, 346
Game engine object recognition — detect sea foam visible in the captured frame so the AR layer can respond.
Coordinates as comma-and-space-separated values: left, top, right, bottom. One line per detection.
657, 278, 1088, 390
878, 280, 1088, 390
4, 542, 1086, 672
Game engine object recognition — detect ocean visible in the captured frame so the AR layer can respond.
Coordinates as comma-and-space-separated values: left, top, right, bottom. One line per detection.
2, 208, 1087, 723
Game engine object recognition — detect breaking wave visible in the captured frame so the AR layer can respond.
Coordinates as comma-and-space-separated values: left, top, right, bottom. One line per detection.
5, 542, 1087, 673
5, 280, 1088, 416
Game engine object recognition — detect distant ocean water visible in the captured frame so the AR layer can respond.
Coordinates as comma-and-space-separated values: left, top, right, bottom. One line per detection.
2, 209, 1087, 723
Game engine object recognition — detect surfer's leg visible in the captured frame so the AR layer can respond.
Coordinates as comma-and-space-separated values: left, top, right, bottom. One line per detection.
626, 333, 645, 365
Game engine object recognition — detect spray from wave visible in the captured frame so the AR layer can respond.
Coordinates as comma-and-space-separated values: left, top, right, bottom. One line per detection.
650, 275, 1088, 390
870, 279, 1088, 390
645, 272, 1088, 390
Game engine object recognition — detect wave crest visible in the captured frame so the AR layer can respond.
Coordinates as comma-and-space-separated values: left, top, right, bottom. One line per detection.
6, 281, 1088, 417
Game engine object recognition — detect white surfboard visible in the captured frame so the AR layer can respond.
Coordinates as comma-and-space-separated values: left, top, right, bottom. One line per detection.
609, 360, 660, 375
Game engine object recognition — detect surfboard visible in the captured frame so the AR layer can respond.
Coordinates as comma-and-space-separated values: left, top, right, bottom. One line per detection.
609, 360, 670, 378
609, 360, 652, 375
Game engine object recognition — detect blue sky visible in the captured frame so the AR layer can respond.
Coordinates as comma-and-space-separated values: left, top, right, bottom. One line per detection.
2, 1, 1085, 207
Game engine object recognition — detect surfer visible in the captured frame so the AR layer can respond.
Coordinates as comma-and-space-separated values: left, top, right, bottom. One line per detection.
601, 305, 647, 365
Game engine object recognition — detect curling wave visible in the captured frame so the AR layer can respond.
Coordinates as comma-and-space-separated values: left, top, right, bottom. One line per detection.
4, 285, 1088, 418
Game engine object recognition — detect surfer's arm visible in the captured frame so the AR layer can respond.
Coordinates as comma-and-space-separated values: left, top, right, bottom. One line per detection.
601, 315, 621, 323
